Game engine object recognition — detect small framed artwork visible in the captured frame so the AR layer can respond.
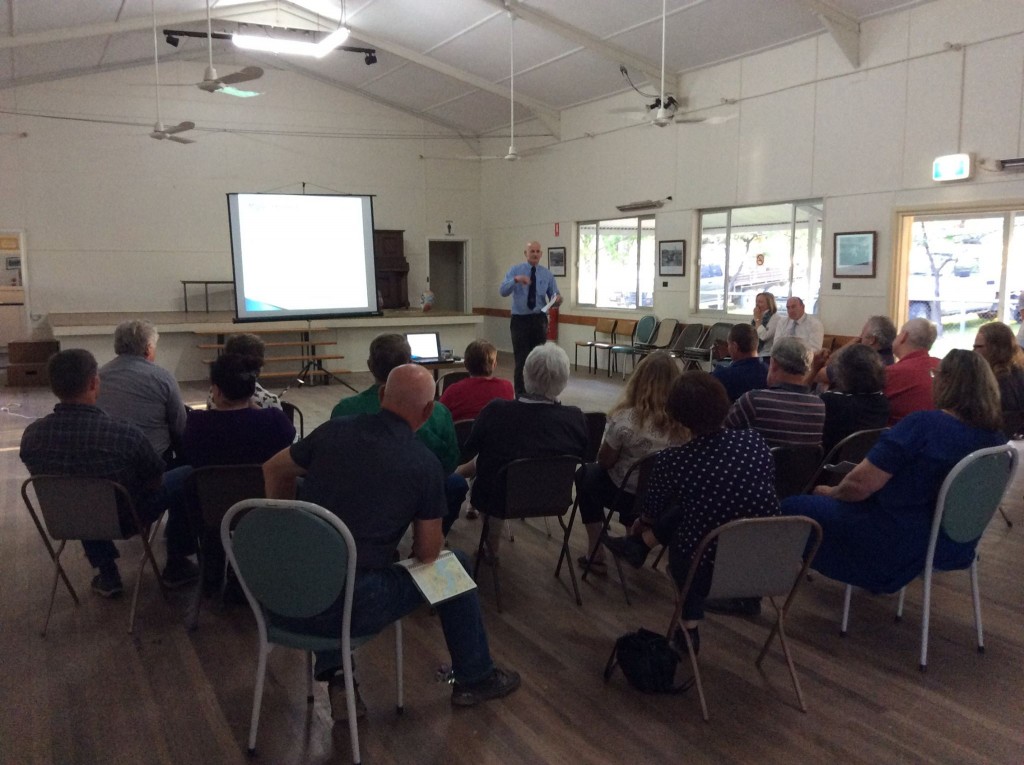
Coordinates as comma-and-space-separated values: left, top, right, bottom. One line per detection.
548, 246, 566, 277
834, 231, 877, 278
658, 239, 685, 276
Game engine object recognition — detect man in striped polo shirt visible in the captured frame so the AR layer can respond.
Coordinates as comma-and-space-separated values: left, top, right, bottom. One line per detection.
723, 336, 825, 447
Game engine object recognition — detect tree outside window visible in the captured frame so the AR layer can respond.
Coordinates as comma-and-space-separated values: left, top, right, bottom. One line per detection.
577, 216, 654, 309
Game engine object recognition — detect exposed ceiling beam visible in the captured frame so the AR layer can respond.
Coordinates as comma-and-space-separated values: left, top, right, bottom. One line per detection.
0, 2, 279, 50
795, 0, 860, 68
489, 0, 663, 84
338, 24, 561, 139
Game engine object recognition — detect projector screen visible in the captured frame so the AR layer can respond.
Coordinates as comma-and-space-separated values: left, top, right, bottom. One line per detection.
227, 192, 379, 322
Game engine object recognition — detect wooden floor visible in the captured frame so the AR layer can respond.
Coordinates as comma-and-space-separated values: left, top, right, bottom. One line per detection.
1, 357, 1023, 764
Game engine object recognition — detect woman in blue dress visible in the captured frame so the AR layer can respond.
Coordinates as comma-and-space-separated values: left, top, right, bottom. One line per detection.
782, 349, 1006, 593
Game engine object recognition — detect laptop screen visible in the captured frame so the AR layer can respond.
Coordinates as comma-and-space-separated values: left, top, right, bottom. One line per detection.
406, 332, 442, 361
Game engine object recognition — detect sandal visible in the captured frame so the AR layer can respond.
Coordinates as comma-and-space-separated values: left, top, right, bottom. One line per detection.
577, 555, 607, 572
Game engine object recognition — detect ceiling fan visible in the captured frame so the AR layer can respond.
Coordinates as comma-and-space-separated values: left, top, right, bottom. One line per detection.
196, 0, 263, 97
149, 0, 194, 143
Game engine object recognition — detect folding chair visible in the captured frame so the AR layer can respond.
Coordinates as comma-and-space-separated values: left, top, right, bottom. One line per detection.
583, 411, 608, 463
281, 401, 304, 439
609, 315, 656, 378
838, 444, 1017, 670
437, 371, 470, 399
635, 318, 680, 359
21, 475, 169, 635
677, 321, 732, 371
223, 498, 404, 763
472, 456, 582, 611
574, 318, 617, 373
667, 323, 706, 361
770, 444, 824, 499
669, 515, 822, 721
803, 427, 886, 492
184, 464, 266, 629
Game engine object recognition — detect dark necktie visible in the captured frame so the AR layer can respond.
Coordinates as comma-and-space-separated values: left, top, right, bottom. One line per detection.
527, 265, 537, 310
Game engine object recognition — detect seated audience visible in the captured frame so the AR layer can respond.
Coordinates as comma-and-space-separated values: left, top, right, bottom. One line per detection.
205, 333, 283, 410
603, 372, 779, 651
439, 339, 514, 421
20, 349, 197, 597
576, 351, 689, 569
183, 354, 296, 592
332, 333, 467, 535
759, 296, 825, 352
724, 337, 825, 447
96, 319, 186, 464
856, 315, 897, 366
263, 364, 519, 718
884, 318, 940, 425
819, 343, 891, 454
461, 343, 588, 556
712, 323, 769, 402
782, 350, 1005, 593
973, 321, 1024, 412
751, 292, 783, 354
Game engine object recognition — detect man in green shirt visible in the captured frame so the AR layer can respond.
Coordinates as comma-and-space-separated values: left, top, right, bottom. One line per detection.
332, 333, 466, 532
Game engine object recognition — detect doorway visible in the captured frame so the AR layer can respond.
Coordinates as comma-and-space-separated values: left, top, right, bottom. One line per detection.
895, 208, 1024, 357
428, 239, 468, 313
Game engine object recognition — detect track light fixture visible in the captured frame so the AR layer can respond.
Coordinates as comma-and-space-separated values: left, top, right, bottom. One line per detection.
165, 34, 179, 47
364, 51, 377, 65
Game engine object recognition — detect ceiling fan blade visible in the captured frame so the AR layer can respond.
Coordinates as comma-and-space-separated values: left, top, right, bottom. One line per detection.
217, 86, 261, 98
149, 131, 167, 140
164, 120, 195, 135
167, 134, 195, 144
218, 66, 263, 85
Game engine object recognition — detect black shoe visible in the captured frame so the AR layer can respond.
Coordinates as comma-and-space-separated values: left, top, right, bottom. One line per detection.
451, 667, 521, 707
602, 535, 651, 569
704, 597, 762, 617
91, 570, 124, 598
162, 558, 200, 589
328, 674, 367, 722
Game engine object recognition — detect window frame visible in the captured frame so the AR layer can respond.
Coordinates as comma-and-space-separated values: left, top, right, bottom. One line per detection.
575, 214, 655, 311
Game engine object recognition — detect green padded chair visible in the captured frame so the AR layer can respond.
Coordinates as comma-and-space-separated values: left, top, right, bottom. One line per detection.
839, 444, 1018, 670
222, 498, 403, 764
608, 314, 658, 379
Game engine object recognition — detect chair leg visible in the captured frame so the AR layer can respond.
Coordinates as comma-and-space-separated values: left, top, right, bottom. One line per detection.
651, 545, 666, 570
306, 651, 314, 703
840, 585, 852, 636
970, 559, 984, 654
130, 518, 169, 635
42, 541, 78, 637
555, 513, 582, 606
998, 506, 1013, 528
610, 554, 632, 607
247, 642, 271, 754
395, 621, 404, 713
895, 587, 906, 622
554, 499, 578, 579
187, 547, 205, 632
920, 566, 933, 671
757, 598, 807, 713
681, 614, 708, 721
341, 649, 361, 765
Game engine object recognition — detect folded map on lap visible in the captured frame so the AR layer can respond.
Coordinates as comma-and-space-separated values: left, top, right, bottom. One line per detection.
396, 550, 477, 605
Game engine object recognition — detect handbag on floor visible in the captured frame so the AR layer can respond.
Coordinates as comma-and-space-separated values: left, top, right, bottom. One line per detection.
603, 627, 690, 694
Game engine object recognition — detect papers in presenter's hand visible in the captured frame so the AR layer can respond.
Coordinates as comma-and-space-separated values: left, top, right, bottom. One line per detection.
396, 549, 477, 605
541, 294, 558, 314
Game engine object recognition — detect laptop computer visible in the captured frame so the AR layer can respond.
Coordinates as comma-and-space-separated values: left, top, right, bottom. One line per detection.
406, 331, 443, 363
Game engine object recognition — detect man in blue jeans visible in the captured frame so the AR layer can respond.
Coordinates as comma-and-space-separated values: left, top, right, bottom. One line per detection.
263, 363, 519, 721
20, 349, 197, 597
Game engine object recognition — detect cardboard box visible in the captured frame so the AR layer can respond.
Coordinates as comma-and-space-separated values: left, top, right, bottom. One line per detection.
8, 340, 59, 364
6, 362, 49, 387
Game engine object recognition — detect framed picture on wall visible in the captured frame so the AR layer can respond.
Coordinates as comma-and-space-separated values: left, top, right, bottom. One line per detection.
548, 246, 566, 277
834, 231, 877, 278
658, 239, 685, 276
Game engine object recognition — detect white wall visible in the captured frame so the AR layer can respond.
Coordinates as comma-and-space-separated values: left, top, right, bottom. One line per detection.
472, 0, 1024, 358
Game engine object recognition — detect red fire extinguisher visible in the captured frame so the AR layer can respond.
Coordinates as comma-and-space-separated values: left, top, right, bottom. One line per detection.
547, 306, 559, 341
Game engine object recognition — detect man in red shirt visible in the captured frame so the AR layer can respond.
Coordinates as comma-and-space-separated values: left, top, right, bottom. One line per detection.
884, 318, 940, 424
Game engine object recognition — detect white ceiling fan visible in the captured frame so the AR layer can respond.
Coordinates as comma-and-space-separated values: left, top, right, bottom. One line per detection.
196, 0, 263, 97
149, 0, 195, 144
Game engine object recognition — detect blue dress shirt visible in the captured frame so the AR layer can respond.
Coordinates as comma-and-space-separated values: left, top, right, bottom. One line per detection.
500, 262, 559, 315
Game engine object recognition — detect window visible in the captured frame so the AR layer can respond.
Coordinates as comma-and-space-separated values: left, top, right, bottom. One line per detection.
577, 216, 655, 309
696, 201, 823, 315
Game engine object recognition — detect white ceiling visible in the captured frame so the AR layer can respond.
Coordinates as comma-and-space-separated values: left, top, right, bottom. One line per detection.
0, 0, 934, 137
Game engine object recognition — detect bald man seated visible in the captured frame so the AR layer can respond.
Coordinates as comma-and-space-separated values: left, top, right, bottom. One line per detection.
263, 364, 519, 721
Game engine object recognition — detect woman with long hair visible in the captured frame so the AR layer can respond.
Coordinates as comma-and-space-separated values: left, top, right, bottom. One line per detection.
782, 349, 1005, 593
575, 351, 689, 569
974, 321, 1024, 411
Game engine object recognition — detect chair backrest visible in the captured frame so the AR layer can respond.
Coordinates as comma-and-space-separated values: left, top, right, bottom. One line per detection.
188, 464, 266, 531
702, 322, 734, 350
647, 318, 679, 348
453, 418, 476, 463
932, 445, 1018, 547
613, 319, 639, 346
437, 370, 470, 399
583, 411, 607, 462
634, 315, 657, 346
771, 444, 824, 499
671, 323, 705, 352
22, 475, 132, 541
807, 427, 887, 490
499, 456, 579, 519
699, 516, 822, 601
594, 318, 617, 341
618, 451, 661, 516
1001, 409, 1023, 440
222, 499, 355, 620
281, 401, 304, 439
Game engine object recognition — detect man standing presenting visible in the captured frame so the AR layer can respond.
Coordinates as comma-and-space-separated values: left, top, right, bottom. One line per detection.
500, 240, 560, 395
264, 364, 519, 719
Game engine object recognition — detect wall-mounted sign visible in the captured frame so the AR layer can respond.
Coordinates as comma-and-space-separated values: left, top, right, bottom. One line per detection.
932, 153, 972, 182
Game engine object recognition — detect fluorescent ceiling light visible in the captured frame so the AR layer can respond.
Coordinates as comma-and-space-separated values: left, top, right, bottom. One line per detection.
233, 26, 350, 58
